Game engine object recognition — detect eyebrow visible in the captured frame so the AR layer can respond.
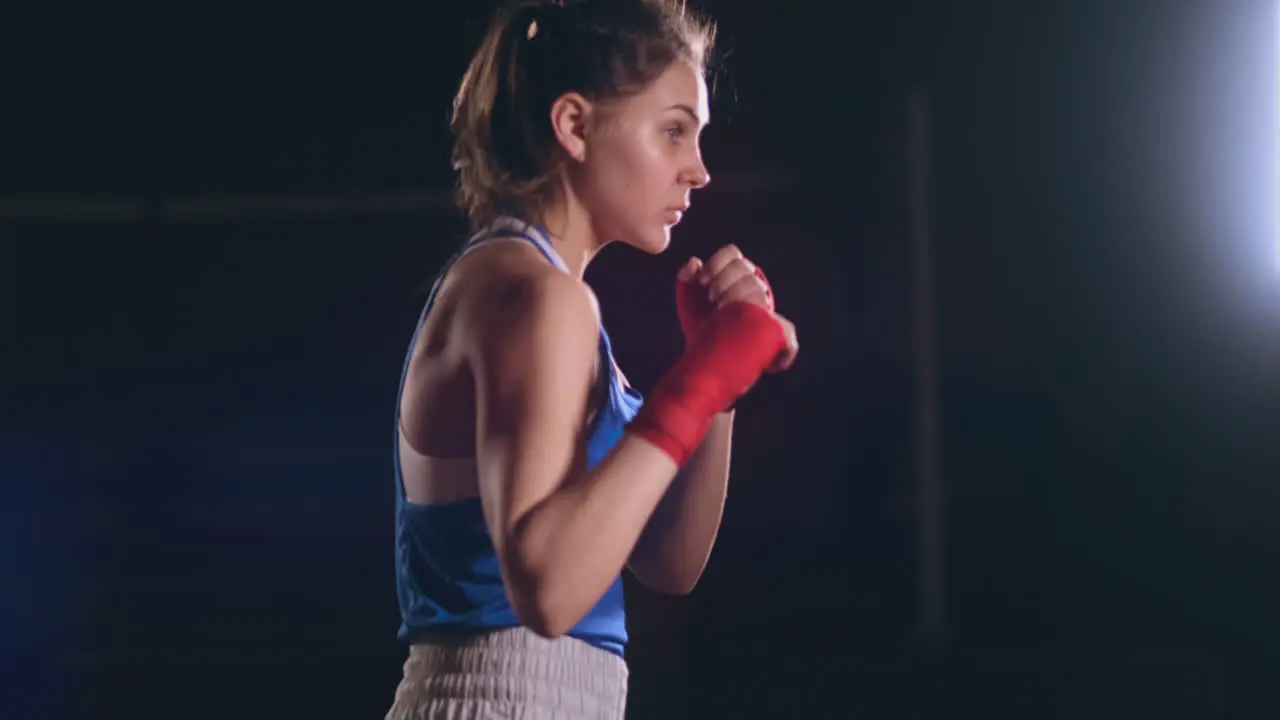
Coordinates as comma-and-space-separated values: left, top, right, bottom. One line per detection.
666, 103, 708, 126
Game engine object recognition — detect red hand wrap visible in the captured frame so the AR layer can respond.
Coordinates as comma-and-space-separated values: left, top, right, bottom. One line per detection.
629, 302, 787, 466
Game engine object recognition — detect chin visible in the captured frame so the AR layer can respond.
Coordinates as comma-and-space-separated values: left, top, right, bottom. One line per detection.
627, 226, 672, 255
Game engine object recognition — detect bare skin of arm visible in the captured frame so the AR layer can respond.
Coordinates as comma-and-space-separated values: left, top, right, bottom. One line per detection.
628, 412, 733, 595
463, 256, 681, 638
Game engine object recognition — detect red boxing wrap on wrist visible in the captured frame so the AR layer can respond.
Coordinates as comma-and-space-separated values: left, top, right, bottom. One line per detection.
629, 302, 787, 466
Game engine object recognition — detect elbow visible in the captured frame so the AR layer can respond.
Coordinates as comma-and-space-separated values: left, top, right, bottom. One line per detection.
518, 609, 574, 640
629, 551, 703, 596
507, 580, 580, 639
500, 550, 584, 639
656, 569, 700, 596
667, 576, 699, 596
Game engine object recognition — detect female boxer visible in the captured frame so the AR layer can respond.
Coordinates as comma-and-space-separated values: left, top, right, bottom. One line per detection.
386, 2, 798, 717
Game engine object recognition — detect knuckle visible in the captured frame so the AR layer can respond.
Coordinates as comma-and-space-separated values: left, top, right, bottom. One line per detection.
714, 244, 742, 263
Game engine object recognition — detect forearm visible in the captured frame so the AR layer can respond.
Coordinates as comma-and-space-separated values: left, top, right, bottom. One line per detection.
506, 434, 679, 635
630, 411, 734, 594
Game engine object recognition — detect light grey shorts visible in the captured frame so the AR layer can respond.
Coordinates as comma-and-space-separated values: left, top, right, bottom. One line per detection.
385, 627, 628, 720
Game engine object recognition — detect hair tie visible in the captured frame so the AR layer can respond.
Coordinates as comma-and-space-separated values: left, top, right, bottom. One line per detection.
526, 1, 567, 41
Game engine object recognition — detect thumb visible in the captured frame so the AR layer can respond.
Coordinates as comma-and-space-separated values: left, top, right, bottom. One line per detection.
677, 257, 703, 284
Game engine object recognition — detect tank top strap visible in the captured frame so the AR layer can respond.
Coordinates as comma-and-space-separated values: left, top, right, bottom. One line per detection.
473, 217, 569, 273
402, 217, 569, 356
395, 217, 581, 450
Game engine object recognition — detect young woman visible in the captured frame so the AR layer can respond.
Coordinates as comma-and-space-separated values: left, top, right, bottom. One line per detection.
386, 1, 799, 717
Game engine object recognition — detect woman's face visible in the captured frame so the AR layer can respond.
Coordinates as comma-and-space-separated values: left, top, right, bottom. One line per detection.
570, 60, 712, 255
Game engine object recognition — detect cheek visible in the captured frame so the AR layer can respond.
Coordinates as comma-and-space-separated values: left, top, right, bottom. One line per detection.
602, 133, 671, 198
581, 130, 678, 243
614, 139, 675, 207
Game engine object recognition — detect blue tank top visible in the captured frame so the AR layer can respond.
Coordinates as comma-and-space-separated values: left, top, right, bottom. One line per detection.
393, 218, 644, 657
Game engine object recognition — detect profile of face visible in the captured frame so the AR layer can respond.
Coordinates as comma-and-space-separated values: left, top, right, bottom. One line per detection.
551, 60, 712, 254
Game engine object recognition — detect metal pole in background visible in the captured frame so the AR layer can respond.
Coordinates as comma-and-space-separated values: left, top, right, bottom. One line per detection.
0, 174, 789, 223
907, 87, 948, 654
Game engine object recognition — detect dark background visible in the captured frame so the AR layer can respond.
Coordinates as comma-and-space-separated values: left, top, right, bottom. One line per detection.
3, 0, 1279, 717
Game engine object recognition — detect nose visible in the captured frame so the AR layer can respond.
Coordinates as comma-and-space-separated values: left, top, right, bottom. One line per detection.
691, 166, 710, 190
679, 139, 711, 190
685, 156, 710, 190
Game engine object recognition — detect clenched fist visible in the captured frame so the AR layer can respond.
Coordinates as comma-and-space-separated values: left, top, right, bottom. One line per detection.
676, 244, 799, 373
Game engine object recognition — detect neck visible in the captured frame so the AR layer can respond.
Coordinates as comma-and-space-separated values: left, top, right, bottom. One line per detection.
533, 196, 607, 280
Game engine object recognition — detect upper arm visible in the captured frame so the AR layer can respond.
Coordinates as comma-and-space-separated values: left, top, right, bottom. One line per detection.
466, 270, 601, 562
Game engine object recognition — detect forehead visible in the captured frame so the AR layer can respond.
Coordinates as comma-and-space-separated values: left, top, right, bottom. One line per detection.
626, 61, 710, 124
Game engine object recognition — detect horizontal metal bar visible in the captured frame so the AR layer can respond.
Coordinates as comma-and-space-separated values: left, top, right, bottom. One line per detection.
0, 174, 789, 223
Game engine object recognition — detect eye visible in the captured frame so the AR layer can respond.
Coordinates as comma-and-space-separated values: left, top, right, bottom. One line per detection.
666, 125, 687, 142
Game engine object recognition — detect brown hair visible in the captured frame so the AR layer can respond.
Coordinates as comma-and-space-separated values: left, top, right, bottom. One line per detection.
450, 0, 716, 231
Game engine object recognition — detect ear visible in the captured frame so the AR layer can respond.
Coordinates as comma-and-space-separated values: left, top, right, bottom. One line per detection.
549, 92, 592, 163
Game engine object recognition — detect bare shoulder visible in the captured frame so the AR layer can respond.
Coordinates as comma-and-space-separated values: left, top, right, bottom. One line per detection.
447, 241, 600, 364
461, 241, 603, 502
